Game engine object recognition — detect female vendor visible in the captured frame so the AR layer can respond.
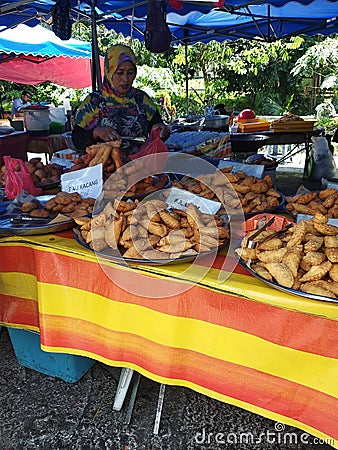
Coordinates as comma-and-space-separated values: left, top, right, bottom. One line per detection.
72, 44, 170, 155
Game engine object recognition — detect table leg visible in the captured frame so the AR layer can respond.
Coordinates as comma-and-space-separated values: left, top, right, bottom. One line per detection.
113, 368, 134, 411
153, 383, 166, 435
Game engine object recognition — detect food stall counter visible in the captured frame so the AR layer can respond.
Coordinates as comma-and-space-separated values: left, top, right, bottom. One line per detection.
0, 231, 337, 447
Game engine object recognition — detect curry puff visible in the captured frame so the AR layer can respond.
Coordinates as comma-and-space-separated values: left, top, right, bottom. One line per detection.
237, 214, 338, 298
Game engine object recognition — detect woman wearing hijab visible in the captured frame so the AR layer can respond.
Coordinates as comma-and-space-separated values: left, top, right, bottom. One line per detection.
72, 44, 170, 154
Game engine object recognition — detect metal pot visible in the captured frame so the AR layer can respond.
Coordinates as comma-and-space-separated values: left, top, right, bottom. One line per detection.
204, 115, 229, 130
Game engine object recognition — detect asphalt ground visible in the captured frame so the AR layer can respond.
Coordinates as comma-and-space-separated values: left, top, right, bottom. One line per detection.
0, 168, 334, 450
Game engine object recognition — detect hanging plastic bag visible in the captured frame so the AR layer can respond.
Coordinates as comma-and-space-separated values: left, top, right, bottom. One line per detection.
308, 136, 338, 180
145, 0, 172, 54
130, 127, 168, 174
4, 156, 42, 200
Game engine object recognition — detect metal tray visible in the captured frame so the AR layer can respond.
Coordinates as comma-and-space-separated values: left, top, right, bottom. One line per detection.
238, 255, 338, 304
74, 227, 226, 266
0, 215, 74, 236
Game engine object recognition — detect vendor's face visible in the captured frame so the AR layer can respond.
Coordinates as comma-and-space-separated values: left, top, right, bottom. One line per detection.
112, 61, 136, 96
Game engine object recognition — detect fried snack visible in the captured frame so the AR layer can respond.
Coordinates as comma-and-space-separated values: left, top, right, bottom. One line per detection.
286, 221, 306, 248
300, 251, 326, 271
29, 209, 50, 218
303, 236, 324, 253
257, 237, 283, 251
324, 235, 338, 248
257, 247, 288, 263
105, 216, 124, 249
299, 260, 332, 282
22, 201, 37, 213
282, 247, 302, 278
324, 247, 338, 263
300, 282, 336, 298
313, 222, 338, 236
265, 262, 294, 288
251, 263, 273, 281
309, 280, 338, 296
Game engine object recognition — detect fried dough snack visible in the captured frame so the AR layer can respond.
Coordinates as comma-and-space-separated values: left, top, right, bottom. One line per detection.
286, 188, 338, 218
34, 191, 95, 218
237, 215, 338, 298
76, 199, 229, 260
172, 171, 280, 216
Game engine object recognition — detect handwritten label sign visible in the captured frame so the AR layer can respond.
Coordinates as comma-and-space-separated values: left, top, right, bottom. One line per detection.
166, 187, 221, 214
61, 164, 103, 199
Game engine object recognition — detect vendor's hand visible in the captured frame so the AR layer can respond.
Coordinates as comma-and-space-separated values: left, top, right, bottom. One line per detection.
152, 123, 171, 141
93, 126, 121, 142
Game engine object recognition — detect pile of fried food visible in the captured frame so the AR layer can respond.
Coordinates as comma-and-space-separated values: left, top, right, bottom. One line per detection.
172, 169, 281, 215
286, 188, 338, 218
75, 198, 229, 260
68, 140, 124, 179
236, 213, 338, 298
0, 158, 63, 188
21, 191, 95, 218
103, 161, 169, 198
271, 113, 304, 123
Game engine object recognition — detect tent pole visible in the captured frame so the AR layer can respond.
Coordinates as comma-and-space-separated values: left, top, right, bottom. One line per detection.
184, 39, 189, 116
91, 0, 102, 92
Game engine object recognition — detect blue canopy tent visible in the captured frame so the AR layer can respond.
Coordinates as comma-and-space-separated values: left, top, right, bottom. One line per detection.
0, 0, 336, 90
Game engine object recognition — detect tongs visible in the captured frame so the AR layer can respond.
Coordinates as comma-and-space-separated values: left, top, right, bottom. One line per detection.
120, 136, 146, 143
247, 217, 293, 249
10, 216, 52, 225
247, 216, 275, 249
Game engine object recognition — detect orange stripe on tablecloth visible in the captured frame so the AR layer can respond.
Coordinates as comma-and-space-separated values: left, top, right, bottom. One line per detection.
1, 245, 37, 275
0, 295, 39, 328
2, 245, 337, 358
40, 315, 337, 441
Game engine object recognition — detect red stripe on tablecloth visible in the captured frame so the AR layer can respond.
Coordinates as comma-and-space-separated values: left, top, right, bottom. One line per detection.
2, 245, 336, 359
40, 315, 337, 441
0, 295, 39, 328
1, 245, 37, 275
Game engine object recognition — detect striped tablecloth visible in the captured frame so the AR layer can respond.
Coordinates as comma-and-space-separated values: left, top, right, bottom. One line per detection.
0, 231, 337, 446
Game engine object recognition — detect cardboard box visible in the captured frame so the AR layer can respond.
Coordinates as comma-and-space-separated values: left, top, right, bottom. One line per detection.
8, 328, 95, 383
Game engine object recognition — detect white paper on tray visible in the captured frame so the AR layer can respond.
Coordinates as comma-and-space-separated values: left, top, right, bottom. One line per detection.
217, 160, 264, 178
61, 164, 102, 199
166, 187, 221, 214
50, 155, 75, 170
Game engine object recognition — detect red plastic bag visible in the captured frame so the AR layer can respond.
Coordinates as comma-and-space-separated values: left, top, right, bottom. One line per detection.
130, 127, 168, 173
4, 156, 42, 200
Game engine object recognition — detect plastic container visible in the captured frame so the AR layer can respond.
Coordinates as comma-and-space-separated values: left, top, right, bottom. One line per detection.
237, 118, 271, 133
8, 328, 95, 383
24, 106, 50, 136
49, 107, 67, 134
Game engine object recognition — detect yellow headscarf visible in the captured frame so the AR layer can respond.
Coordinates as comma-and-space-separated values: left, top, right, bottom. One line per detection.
102, 44, 137, 96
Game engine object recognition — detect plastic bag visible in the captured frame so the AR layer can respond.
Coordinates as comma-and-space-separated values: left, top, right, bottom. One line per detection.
309, 136, 338, 180
4, 156, 42, 200
130, 127, 168, 174
145, 0, 172, 54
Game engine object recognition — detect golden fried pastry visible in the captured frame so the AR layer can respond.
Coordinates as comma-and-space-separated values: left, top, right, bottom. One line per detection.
310, 280, 338, 296
324, 247, 338, 263
329, 264, 338, 282
30, 209, 50, 218
257, 247, 288, 263
303, 236, 324, 253
300, 251, 326, 271
282, 247, 302, 278
296, 192, 318, 204
265, 262, 294, 288
257, 237, 283, 251
324, 236, 338, 248
251, 264, 273, 281
318, 188, 338, 200
22, 201, 37, 213
300, 282, 336, 298
299, 260, 332, 282
313, 222, 338, 236
286, 221, 306, 248
235, 247, 258, 262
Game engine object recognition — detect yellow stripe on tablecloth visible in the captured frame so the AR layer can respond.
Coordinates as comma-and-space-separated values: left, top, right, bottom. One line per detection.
38, 282, 338, 398
0, 272, 38, 301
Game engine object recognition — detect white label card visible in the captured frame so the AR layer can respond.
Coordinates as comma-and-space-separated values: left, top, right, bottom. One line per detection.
166, 187, 221, 214
60, 164, 103, 199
